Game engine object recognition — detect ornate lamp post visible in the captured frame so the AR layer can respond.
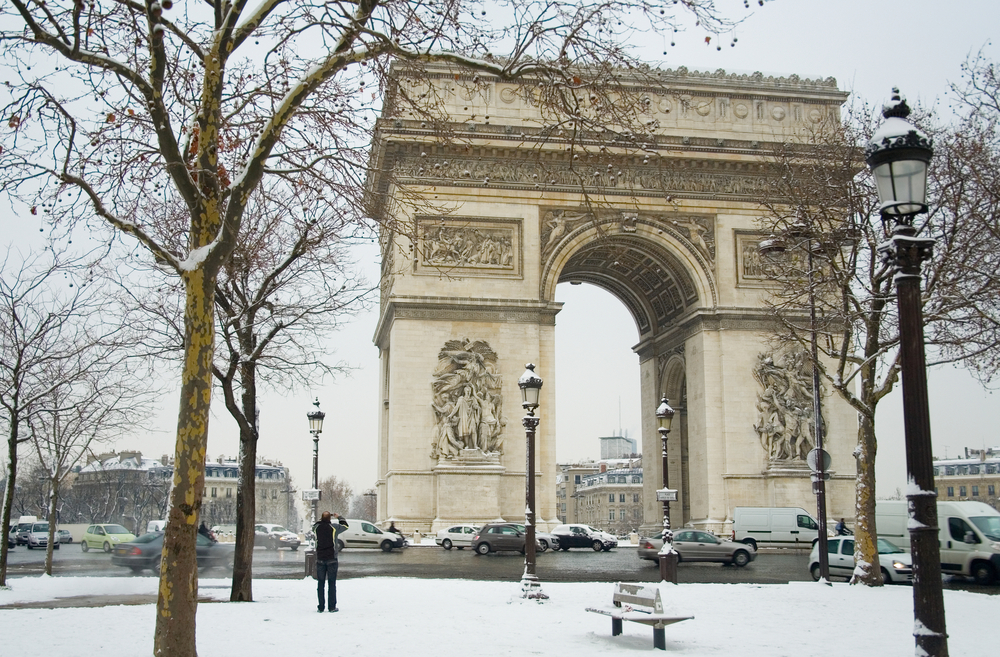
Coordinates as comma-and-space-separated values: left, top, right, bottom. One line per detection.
518, 363, 547, 599
655, 397, 678, 583
866, 88, 947, 657
307, 399, 326, 525
758, 219, 831, 581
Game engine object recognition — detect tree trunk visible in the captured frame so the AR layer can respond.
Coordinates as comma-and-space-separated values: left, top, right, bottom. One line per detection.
45, 478, 59, 576
0, 418, 19, 586
230, 378, 258, 602
153, 268, 217, 657
851, 413, 883, 586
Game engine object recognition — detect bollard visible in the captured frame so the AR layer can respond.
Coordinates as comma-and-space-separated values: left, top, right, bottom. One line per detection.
659, 551, 678, 584
304, 549, 316, 579
413, 530, 421, 544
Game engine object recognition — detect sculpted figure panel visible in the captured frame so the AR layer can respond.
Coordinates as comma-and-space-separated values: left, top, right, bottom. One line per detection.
752, 348, 824, 462
431, 339, 506, 460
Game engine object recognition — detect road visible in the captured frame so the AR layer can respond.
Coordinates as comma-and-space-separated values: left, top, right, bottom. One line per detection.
5, 542, 996, 594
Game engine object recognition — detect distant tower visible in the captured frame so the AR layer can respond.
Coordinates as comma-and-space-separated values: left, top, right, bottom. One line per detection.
600, 435, 637, 460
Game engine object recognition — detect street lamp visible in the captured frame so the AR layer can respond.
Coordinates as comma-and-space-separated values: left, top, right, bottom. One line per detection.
655, 397, 678, 583
518, 363, 547, 600
759, 218, 831, 582
866, 88, 947, 657
307, 399, 326, 526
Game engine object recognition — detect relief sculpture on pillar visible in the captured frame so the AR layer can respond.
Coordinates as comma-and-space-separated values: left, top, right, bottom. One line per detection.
752, 348, 824, 463
431, 339, 507, 462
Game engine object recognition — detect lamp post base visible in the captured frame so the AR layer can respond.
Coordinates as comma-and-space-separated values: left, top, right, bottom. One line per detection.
659, 552, 678, 584
520, 574, 549, 600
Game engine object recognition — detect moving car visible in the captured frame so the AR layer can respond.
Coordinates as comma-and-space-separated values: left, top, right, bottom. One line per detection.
26, 521, 59, 550
471, 523, 539, 555
637, 529, 756, 567
809, 536, 912, 583
111, 531, 235, 575
253, 523, 301, 551
551, 524, 618, 551
81, 524, 137, 553
509, 523, 560, 553
336, 519, 405, 552
435, 524, 480, 550
877, 499, 1000, 585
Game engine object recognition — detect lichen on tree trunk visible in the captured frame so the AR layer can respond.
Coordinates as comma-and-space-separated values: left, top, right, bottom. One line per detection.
153, 267, 217, 657
851, 414, 883, 586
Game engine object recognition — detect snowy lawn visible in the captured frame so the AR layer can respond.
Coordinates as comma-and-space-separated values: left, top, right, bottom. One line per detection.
0, 575, 995, 656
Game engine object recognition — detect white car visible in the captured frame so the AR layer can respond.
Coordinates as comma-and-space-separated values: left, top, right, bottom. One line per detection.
809, 536, 912, 583
337, 519, 406, 552
435, 524, 480, 550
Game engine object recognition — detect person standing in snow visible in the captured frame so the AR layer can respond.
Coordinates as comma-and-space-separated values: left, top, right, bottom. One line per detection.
314, 512, 349, 612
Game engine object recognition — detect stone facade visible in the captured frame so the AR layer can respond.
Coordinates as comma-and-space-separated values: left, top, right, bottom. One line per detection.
934, 449, 1000, 511
369, 64, 856, 535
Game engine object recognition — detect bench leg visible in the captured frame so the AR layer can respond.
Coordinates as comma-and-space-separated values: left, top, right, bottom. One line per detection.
611, 618, 622, 636
653, 627, 666, 650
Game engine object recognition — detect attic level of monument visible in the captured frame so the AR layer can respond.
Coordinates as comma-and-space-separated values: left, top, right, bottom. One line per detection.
368, 62, 856, 537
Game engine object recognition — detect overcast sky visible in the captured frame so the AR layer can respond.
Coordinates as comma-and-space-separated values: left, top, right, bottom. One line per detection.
9, 0, 999, 512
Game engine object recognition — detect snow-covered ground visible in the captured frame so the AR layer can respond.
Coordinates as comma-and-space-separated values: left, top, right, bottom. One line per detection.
0, 575, 995, 655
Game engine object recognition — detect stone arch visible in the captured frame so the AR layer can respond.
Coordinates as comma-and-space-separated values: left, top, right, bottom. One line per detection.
541, 215, 716, 337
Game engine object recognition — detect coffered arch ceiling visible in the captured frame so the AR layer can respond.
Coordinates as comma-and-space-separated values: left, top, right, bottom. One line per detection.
556, 235, 700, 337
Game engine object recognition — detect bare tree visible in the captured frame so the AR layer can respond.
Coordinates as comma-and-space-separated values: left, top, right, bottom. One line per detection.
929, 51, 1000, 381
318, 475, 354, 520
350, 489, 378, 522
0, 1, 760, 652
28, 361, 154, 574
757, 92, 1000, 586
0, 246, 145, 585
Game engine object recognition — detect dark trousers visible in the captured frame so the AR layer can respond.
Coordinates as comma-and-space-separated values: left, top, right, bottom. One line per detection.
317, 559, 339, 610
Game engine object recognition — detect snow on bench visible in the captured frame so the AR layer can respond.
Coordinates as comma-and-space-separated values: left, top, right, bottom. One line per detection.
585, 582, 693, 650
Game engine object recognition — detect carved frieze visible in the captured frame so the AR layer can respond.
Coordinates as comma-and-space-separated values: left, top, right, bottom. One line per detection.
430, 339, 507, 462
416, 217, 521, 278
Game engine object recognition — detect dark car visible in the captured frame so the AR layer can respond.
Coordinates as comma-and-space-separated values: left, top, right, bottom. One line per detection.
551, 524, 618, 551
471, 523, 539, 555
111, 531, 235, 575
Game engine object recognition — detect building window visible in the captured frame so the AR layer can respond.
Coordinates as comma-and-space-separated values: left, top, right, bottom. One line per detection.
947, 487, 954, 497
632, 476, 641, 483
959, 486, 967, 497
619, 494, 625, 503
633, 494, 640, 503
261, 490, 267, 500
211, 487, 217, 498
972, 486, 979, 497
226, 487, 233, 498
575, 475, 581, 484
619, 509, 625, 520
609, 494, 615, 502
609, 510, 615, 521
989, 485, 996, 496
272, 489, 277, 499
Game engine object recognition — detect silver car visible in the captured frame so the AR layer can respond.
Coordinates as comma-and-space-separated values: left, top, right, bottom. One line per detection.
637, 529, 755, 567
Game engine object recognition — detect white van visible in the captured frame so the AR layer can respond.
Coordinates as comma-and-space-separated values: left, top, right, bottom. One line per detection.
875, 500, 1000, 585
732, 507, 820, 549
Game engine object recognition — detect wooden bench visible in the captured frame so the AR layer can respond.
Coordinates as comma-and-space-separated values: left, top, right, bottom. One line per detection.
585, 582, 693, 650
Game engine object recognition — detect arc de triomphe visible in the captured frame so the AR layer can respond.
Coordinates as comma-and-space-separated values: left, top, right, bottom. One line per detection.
368, 66, 856, 535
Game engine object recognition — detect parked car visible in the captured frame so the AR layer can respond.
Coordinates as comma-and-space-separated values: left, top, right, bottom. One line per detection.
6, 525, 14, 549
336, 519, 405, 552
111, 531, 235, 575
551, 524, 618, 551
26, 521, 59, 550
81, 524, 137, 553
637, 529, 756, 567
253, 524, 301, 551
809, 536, 913, 583
509, 523, 560, 552
435, 524, 480, 550
472, 523, 540, 555
56, 529, 73, 544
13, 516, 38, 545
